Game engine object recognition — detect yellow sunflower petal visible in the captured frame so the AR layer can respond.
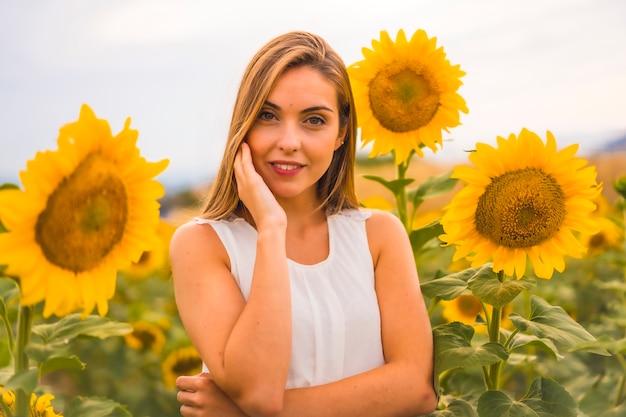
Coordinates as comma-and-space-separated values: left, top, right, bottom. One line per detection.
441, 128, 601, 280
348, 29, 467, 164
0, 104, 169, 317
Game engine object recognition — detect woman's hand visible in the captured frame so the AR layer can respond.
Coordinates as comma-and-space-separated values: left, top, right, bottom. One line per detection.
234, 143, 286, 231
176, 373, 249, 417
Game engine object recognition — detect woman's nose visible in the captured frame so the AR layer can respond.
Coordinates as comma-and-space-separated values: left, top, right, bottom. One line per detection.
277, 123, 301, 152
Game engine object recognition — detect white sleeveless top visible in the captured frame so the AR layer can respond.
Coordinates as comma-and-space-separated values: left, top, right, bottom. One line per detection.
194, 209, 384, 389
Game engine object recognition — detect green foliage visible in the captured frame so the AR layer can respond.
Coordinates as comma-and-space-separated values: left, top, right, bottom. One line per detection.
433, 322, 508, 376
477, 377, 578, 417
363, 152, 626, 416
64, 397, 132, 417
509, 296, 610, 356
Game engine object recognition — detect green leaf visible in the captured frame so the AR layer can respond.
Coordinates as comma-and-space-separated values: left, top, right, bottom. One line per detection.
408, 171, 458, 201
31, 313, 132, 342
477, 390, 538, 417
0, 183, 19, 191
567, 334, 626, 355
28, 314, 131, 363
523, 377, 579, 416
40, 355, 86, 375
433, 322, 508, 376
410, 221, 444, 253
64, 396, 132, 417
478, 377, 578, 417
468, 270, 535, 308
421, 268, 478, 300
361, 174, 414, 195
578, 374, 626, 417
427, 399, 478, 417
0, 277, 19, 305
506, 331, 562, 360
0, 337, 11, 368
509, 296, 610, 356
4, 368, 39, 395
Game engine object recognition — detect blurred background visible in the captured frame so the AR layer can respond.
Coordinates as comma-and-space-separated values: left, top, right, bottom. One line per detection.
1, 0, 625, 198
1, 2, 626, 416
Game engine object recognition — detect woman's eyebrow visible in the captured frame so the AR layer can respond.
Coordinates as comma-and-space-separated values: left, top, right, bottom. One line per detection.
264, 100, 334, 114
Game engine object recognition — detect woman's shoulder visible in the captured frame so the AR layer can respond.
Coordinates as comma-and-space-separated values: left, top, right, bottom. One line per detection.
169, 219, 227, 260
362, 208, 404, 230
361, 209, 410, 253
335, 208, 404, 232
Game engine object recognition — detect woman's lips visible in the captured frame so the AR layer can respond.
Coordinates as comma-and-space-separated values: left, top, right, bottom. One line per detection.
270, 162, 304, 175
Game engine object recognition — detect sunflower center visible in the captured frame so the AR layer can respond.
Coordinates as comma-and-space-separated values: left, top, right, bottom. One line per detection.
36, 152, 128, 273
173, 356, 203, 375
475, 168, 566, 248
368, 65, 440, 133
458, 295, 482, 316
133, 329, 157, 349
589, 233, 606, 250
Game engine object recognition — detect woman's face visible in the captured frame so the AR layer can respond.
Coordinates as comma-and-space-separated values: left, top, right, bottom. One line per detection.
245, 66, 345, 203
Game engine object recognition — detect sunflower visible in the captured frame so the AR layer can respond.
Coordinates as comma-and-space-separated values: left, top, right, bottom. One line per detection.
348, 29, 468, 164
440, 295, 513, 334
579, 216, 623, 256
0, 390, 62, 417
440, 129, 601, 279
124, 320, 167, 353
120, 219, 175, 281
440, 294, 484, 325
161, 346, 203, 389
359, 195, 394, 211
0, 104, 168, 317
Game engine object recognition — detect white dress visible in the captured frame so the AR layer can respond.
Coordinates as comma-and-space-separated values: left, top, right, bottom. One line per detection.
194, 209, 385, 388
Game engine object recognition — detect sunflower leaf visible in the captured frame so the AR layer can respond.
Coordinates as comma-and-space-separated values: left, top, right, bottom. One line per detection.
507, 331, 563, 360
361, 174, 414, 195
64, 396, 132, 417
567, 334, 626, 355
426, 399, 478, 417
40, 355, 86, 375
433, 322, 508, 376
509, 296, 610, 356
468, 270, 535, 308
408, 171, 458, 200
421, 276, 468, 300
410, 221, 444, 253
0, 277, 19, 304
3, 368, 39, 396
31, 313, 132, 343
0, 337, 11, 368
477, 377, 578, 417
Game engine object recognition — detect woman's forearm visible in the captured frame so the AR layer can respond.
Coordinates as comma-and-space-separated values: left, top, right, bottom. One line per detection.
279, 361, 437, 417
218, 227, 293, 414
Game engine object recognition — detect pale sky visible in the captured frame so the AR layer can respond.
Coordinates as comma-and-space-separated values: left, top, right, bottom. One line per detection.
1, 0, 625, 191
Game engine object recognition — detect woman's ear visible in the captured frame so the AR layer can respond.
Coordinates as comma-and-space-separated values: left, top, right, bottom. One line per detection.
334, 126, 348, 150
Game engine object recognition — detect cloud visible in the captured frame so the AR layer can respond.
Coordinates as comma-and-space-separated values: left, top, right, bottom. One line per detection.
0, 0, 625, 189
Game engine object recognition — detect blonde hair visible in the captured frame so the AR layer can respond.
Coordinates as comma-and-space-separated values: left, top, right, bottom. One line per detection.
200, 31, 358, 220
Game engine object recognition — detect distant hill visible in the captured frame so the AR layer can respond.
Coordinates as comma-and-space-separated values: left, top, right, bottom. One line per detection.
602, 133, 626, 151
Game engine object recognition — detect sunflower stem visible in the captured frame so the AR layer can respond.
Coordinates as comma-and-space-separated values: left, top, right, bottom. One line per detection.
615, 353, 626, 406
14, 305, 33, 417
486, 271, 505, 390
395, 155, 411, 233
1, 303, 15, 355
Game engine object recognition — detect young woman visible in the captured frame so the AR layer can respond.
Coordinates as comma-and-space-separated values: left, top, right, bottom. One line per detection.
170, 31, 437, 417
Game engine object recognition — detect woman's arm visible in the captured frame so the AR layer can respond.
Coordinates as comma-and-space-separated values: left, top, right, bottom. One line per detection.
175, 210, 437, 417
170, 144, 292, 417
276, 210, 436, 416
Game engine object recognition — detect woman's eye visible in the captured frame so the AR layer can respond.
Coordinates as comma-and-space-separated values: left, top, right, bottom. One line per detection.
307, 116, 326, 126
258, 111, 276, 121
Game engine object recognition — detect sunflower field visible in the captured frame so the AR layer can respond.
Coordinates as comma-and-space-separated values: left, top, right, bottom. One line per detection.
1, 29, 626, 417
